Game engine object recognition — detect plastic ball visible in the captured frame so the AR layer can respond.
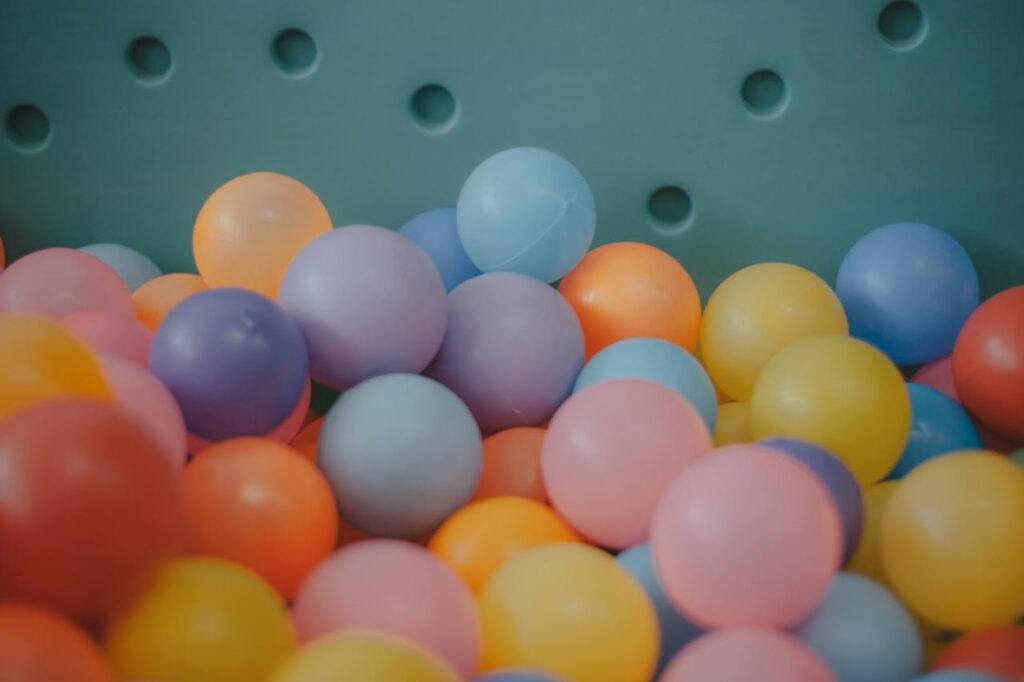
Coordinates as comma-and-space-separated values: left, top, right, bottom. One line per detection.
132, 273, 207, 331
183, 438, 338, 599
457, 147, 595, 283
617, 543, 703, 675
836, 222, 979, 365
651, 445, 842, 629
558, 242, 701, 359
290, 415, 324, 463
750, 335, 911, 486
63, 309, 153, 366
280, 225, 447, 390
319, 373, 481, 538
149, 288, 308, 440
952, 286, 1024, 443
105, 557, 295, 682
573, 337, 717, 431
889, 384, 982, 479
102, 356, 187, 468
399, 207, 481, 291
474, 427, 548, 502
796, 572, 922, 682
882, 451, 1024, 630
80, 243, 162, 291
543, 378, 712, 548
193, 172, 331, 298
429, 496, 580, 591
845, 481, 900, 586
428, 272, 584, 433
910, 673, 1003, 682
933, 626, 1024, 681
0, 248, 134, 318
292, 539, 481, 678
0, 603, 114, 682
478, 543, 658, 682
0, 399, 184, 622
660, 629, 837, 682
269, 631, 460, 682
0, 314, 111, 420
700, 262, 848, 401
714, 402, 751, 446
912, 355, 958, 399
477, 673, 567, 682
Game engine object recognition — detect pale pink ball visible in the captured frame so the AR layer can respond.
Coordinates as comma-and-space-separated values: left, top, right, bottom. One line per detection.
64, 310, 153, 367
660, 629, 836, 682
101, 356, 187, 468
0, 248, 134, 318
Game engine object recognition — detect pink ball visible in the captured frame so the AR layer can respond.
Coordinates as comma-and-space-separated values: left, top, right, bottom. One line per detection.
0, 248, 134, 319
651, 445, 841, 629
63, 310, 153, 367
101, 356, 187, 468
542, 378, 712, 548
292, 539, 481, 678
910, 356, 957, 400
187, 379, 311, 456
660, 629, 836, 682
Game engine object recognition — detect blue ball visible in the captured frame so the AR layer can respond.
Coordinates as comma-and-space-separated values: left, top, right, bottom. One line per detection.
573, 337, 717, 431
836, 222, 979, 365
319, 373, 482, 539
889, 384, 982, 479
911, 673, 1003, 682
457, 147, 596, 283
797, 572, 922, 682
398, 208, 481, 292
475, 673, 567, 682
616, 543, 703, 675
80, 242, 162, 291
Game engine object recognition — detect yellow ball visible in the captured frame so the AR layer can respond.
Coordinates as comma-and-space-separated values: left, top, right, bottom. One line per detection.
713, 402, 751, 447
750, 335, 910, 486
105, 558, 296, 682
845, 480, 900, 586
269, 631, 459, 682
881, 451, 1024, 630
700, 263, 848, 401
0, 314, 111, 420
478, 543, 657, 682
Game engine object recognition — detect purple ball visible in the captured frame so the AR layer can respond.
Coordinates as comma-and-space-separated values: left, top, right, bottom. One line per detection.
279, 225, 448, 390
760, 436, 864, 562
427, 272, 584, 433
149, 287, 308, 441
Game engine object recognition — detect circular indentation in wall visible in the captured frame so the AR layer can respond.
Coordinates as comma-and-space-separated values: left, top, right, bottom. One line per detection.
272, 28, 318, 77
410, 84, 457, 132
648, 186, 694, 235
126, 36, 172, 84
740, 69, 789, 119
878, 1, 926, 49
4, 104, 51, 152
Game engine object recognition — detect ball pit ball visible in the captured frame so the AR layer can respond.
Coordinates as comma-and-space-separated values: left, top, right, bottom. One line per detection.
543, 378, 712, 549
889, 383, 981, 479
193, 171, 332, 298
714, 401, 751, 446
0, 603, 114, 682
845, 480, 900, 588
477, 673, 568, 682
399, 207, 482, 291
292, 539, 481, 679
428, 272, 584, 433
279, 225, 448, 390
836, 222, 979, 365
911, 355, 958, 399
700, 262, 848, 402
290, 415, 324, 463
881, 451, 1024, 631
63, 309, 153, 367
660, 629, 837, 682
478, 543, 658, 682
79, 242, 162, 291
933, 626, 1024, 681
474, 427, 548, 502
558, 241, 701, 359
149, 287, 309, 441
0, 247, 134, 319
101, 356, 187, 468
457, 147, 596, 283
910, 673, 1003, 682
132, 272, 207, 331
651, 444, 842, 629
318, 373, 482, 538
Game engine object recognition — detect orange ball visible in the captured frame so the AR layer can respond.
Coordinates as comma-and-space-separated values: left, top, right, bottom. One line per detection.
132, 273, 207, 331
0, 234, 5, 270
558, 242, 701, 359
290, 416, 324, 464
475, 427, 548, 503
193, 172, 331, 298
429, 496, 579, 591
933, 626, 1024, 680
0, 603, 113, 682
182, 438, 338, 599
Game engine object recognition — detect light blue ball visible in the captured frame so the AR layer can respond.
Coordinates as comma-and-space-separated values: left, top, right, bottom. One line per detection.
457, 147, 596, 283
797, 572, 922, 682
573, 337, 717, 431
475, 673, 567, 682
318, 373, 482, 539
399, 208, 481, 292
911, 673, 1003, 682
80, 242, 162, 291
617, 543, 703, 675
889, 384, 982, 479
